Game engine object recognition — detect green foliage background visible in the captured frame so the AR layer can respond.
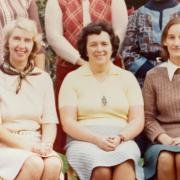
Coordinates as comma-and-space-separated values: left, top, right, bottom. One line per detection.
36, 0, 46, 29
36, 0, 56, 79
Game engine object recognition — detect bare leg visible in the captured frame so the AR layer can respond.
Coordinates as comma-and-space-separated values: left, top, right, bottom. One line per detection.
157, 151, 176, 180
41, 156, 62, 180
15, 156, 44, 180
175, 153, 180, 180
91, 167, 112, 180
113, 160, 135, 180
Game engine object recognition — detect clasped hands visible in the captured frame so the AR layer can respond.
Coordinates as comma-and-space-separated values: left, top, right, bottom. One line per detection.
24, 142, 53, 157
158, 134, 180, 146
29, 142, 53, 157
170, 137, 180, 146
95, 135, 124, 152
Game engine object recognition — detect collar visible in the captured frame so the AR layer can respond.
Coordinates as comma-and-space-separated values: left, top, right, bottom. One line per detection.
160, 60, 180, 81
80, 62, 122, 76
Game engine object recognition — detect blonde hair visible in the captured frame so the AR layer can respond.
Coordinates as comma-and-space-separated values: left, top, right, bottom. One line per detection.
3, 17, 42, 60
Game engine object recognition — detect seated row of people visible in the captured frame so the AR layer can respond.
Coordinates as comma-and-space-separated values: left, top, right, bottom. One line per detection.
59, 18, 180, 180
0, 17, 179, 180
46, 0, 180, 160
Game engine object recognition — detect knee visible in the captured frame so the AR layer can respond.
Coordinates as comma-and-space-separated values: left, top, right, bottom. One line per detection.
122, 159, 135, 169
44, 157, 62, 172
158, 151, 174, 171
92, 167, 112, 179
115, 160, 135, 175
175, 153, 180, 167
24, 156, 44, 176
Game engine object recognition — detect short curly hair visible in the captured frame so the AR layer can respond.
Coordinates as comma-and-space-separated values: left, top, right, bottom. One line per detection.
77, 20, 119, 61
3, 17, 42, 61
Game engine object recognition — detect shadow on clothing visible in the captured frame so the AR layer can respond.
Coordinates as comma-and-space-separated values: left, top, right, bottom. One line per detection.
135, 132, 151, 156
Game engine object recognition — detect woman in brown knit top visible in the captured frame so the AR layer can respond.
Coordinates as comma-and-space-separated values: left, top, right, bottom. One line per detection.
143, 17, 180, 180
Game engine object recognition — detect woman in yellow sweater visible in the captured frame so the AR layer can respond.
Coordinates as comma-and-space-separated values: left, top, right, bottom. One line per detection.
59, 21, 144, 180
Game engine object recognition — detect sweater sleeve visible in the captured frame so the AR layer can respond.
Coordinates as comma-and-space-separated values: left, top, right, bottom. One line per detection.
125, 72, 143, 106
143, 72, 166, 142
111, 0, 128, 49
42, 73, 59, 124
59, 74, 78, 108
45, 0, 80, 64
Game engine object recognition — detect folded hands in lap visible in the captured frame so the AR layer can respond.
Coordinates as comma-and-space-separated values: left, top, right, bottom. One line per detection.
95, 135, 122, 152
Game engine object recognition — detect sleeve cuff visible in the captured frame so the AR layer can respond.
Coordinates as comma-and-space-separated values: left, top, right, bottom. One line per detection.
149, 130, 166, 143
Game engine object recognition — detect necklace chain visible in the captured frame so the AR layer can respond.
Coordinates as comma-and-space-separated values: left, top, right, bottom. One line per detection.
89, 65, 110, 107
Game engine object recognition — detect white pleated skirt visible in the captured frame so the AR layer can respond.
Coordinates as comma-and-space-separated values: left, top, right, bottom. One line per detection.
65, 120, 144, 180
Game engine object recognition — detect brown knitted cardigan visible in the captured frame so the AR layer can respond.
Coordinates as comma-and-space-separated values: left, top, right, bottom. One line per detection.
143, 66, 180, 142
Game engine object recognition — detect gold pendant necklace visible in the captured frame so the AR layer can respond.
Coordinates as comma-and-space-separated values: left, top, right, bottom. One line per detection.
101, 96, 107, 106
90, 65, 110, 107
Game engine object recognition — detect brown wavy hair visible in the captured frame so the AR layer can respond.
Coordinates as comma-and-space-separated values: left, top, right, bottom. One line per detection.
77, 20, 119, 61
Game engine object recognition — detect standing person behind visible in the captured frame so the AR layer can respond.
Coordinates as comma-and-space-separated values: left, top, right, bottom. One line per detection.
0, 0, 45, 69
0, 18, 62, 180
143, 17, 180, 180
59, 21, 144, 180
45, 0, 128, 152
121, 0, 180, 86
